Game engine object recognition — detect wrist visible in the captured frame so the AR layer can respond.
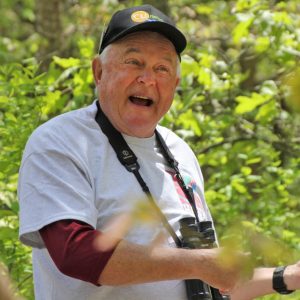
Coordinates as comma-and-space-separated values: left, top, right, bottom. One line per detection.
272, 266, 295, 295
284, 263, 300, 291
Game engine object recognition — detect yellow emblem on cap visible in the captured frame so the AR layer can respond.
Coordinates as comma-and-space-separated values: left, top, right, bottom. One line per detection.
131, 11, 150, 23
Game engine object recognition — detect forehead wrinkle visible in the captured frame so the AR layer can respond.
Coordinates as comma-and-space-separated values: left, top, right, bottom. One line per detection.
124, 47, 141, 56
123, 46, 175, 66
113, 31, 178, 62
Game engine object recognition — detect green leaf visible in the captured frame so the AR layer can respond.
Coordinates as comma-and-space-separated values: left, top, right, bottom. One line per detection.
177, 109, 202, 136
196, 5, 213, 15
78, 38, 95, 58
246, 158, 262, 165
0, 209, 16, 218
199, 53, 215, 68
197, 67, 212, 89
53, 56, 81, 69
0, 227, 18, 240
232, 15, 254, 45
41, 90, 62, 115
4, 112, 17, 122
273, 11, 292, 25
255, 100, 277, 123
232, 179, 247, 194
255, 36, 270, 53
236, 0, 260, 11
181, 55, 200, 78
241, 166, 252, 176
235, 93, 270, 114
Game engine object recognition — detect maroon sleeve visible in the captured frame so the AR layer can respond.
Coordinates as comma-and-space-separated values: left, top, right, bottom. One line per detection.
39, 219, 116, 286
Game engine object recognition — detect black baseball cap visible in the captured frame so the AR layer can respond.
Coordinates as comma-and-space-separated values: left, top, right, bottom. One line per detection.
99, 5, 187, 55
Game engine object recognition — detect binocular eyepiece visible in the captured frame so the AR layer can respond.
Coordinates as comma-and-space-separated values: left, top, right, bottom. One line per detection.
179, 217, 216, 249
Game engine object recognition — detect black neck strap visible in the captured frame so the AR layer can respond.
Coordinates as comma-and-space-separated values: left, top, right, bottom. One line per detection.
155, 131, 200, 224
95, 101, 199, 247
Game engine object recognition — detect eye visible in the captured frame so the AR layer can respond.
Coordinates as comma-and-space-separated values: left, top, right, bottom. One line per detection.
156, 65, 170, 73
125, 59, 142, 66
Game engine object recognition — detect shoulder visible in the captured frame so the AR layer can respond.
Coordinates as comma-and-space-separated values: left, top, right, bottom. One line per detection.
157, 125, 201, 172
23, 101, 99, 158
37, 101, 97, 136
157, 125, 194, 153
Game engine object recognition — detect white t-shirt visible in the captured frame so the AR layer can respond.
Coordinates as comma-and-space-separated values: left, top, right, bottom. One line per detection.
18, 101, 213, 300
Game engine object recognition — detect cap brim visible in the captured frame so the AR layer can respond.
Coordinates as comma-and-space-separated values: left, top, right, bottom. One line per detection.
103, 21, 186, 55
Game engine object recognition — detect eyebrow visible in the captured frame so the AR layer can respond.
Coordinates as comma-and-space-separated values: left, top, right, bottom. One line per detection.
124, 47, 141, 55
123, 47, 174, 65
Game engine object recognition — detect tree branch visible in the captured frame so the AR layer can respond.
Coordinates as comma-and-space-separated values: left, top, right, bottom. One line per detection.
196, 136, 256, 155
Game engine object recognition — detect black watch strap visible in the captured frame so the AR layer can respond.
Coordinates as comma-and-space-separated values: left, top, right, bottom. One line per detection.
272, 266, 295, 295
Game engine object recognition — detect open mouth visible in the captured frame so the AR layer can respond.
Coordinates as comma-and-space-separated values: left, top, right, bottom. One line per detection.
129, 95, 154, 107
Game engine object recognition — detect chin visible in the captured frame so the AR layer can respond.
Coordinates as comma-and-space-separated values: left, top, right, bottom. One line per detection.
127, 122, 156, 137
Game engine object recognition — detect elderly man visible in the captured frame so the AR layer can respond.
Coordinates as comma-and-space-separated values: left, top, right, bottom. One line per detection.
18, 4, 299, 300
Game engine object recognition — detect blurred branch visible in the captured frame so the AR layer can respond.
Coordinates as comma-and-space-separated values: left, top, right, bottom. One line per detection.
35, 0, 63, 70
197, 136, 256, 155
17, 274, 32, 291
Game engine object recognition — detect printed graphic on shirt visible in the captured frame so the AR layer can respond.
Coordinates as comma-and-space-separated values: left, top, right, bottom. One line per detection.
169, 171, 207, 220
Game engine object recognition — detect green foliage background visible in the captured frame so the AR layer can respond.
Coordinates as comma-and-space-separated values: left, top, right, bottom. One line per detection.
0, 0, 299, 299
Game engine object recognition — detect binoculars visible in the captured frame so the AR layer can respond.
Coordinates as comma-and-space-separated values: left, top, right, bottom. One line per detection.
179, 217, 230, 300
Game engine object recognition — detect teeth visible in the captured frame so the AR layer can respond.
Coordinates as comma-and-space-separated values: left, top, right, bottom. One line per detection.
133, 95, 150, 100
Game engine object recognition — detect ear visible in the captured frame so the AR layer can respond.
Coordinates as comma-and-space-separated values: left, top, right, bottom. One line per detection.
92, 56, 102, 85
175, 76, 180, 88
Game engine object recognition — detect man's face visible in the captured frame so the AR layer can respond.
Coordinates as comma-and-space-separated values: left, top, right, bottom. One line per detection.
93, 31, 180, 138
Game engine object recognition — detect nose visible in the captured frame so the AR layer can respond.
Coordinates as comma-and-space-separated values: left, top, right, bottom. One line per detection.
137, 70, 156, 86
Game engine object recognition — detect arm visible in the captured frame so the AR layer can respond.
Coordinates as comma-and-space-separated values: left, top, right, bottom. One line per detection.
229, 262, 300, 300
99, 239, 246, 291
40, 220, 115, 285
41, 220, 247, 290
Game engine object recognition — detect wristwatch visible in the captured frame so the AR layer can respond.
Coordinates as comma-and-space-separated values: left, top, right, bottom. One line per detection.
272, 266, 295, 294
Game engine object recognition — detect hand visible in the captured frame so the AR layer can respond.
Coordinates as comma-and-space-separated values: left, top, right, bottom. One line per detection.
194, 248, 252, 292
284, 261, 300, 291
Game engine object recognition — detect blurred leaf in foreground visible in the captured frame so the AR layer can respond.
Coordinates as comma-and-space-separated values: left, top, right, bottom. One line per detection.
219, 219, 299, 277
283, 68, 300, 113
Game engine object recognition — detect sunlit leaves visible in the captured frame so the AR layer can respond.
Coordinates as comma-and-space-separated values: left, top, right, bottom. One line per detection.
272, 11, 292, 26
0, 40, 95, 299
232, 14, 254, 45
195, 4, 213, 16
1, 1, 300, 299
180, 54, 200, 87
235, 0, 261, 12
0, 60, 42, 299
254, 36, 270, 53
41, 90, 62, 115
78, 37, 95, 58
53, 56, 81, 69
235, 93, 271, 114
177, 109, 202, 137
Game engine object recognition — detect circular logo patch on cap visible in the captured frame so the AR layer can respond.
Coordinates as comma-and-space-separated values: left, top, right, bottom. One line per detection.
131, 11, 150, 23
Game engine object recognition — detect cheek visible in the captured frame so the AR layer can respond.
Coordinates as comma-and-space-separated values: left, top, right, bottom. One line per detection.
162, 99, 173, 114
101, 70, 133, 93
159, 81, 177, 103
99, 73, 119, 98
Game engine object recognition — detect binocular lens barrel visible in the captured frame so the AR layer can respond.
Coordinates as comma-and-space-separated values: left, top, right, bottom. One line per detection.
179, 217, 230, 300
